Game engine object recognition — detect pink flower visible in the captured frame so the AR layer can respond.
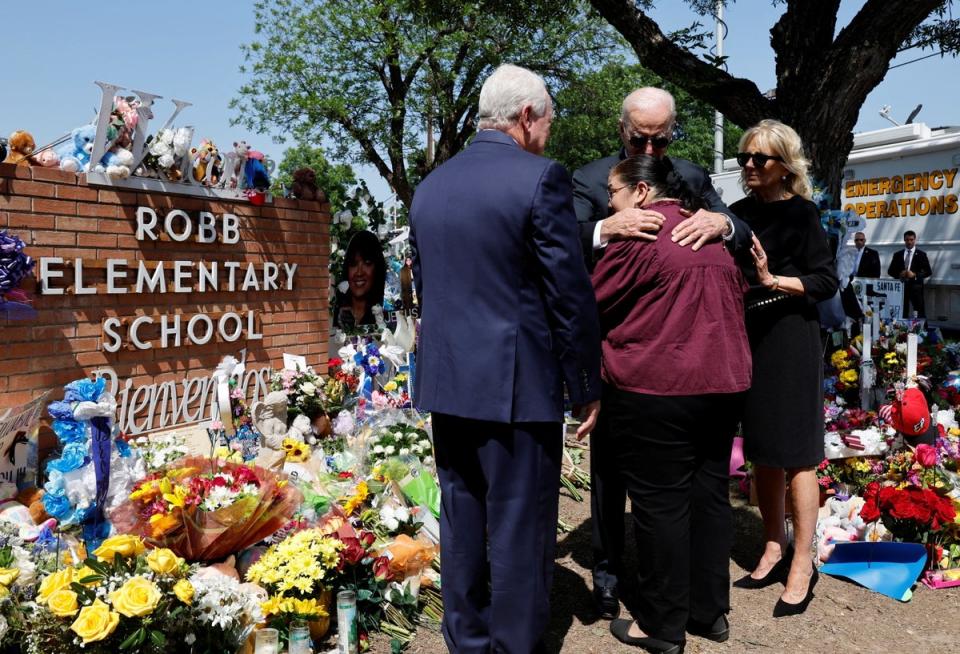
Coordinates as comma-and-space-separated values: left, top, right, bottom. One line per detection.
915, 444, 938, 468
211, 420, 223, 431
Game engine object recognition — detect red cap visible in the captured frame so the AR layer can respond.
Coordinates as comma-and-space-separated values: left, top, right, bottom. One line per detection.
886, 387, 931, 436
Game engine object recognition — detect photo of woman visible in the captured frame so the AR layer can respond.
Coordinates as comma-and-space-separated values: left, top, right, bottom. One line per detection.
333, 230, 387, 331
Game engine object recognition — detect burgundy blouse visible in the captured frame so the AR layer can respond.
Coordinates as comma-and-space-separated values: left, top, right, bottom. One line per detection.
591, 200, 752, 396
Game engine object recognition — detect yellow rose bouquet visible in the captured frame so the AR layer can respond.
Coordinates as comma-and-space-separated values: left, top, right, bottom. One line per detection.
23, 536, 261, 654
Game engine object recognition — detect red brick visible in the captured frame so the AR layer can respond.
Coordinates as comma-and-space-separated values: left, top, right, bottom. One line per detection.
32, 198, 77, 214
0, 195, 31, 211
77, 203, 119, 218
32, 167, 78, 184
77, 233, 118, 248
56, 215, 101, 231
8, 179, 56, 198
97, 190, 138, 204
8, 212, 55, 230
0, 163, 31, 179
57, 185, 99, 201
32, 230, 77, 246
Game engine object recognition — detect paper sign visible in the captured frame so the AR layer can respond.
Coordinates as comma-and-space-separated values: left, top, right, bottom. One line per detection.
283, 353, 308, 372
0, 391, 50, 489
853, 278, 905, 323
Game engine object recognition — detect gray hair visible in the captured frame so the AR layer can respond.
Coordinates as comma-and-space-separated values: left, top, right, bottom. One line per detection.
621, 87, 676, 125
478, 64, 549, 130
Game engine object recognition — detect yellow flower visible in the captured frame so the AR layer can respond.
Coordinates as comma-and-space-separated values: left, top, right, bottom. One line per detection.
48, 589, 80, 617
74, 566, 101, 587
0, 585, 9, 599
342, 481, 370, 515
148, 511, 181, 538
37, 567, 75, 604
109, 576, 162, 618
282, 438, 298, 452
831, 350, 850, 370
146, 548, 184, 576
162, 484, 190, 509
286, 442, 311, 463
93, 535, 145, 561
261, 595, 282, 617
840, 369, 858, 384
70, 599, 120, 645
393, 373, 407, 383
0, 567, 20, 587
950, 427, 960, 437
173, 579, 194, 605
383, 381, 398, 392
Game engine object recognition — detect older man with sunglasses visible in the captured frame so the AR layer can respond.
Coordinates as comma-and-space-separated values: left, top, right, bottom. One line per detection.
572, 87, 752, 622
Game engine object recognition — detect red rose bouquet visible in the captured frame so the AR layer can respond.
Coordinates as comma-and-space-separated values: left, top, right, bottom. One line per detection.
859, 481, 956, 543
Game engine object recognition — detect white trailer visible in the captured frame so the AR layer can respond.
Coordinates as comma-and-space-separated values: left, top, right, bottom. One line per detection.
712, 123, 960, 326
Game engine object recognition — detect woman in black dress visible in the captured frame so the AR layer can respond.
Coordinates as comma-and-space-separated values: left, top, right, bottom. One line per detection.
730, 119, 837, 617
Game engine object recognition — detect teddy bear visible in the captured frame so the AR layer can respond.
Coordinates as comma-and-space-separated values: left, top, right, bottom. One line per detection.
225, 140, 250, 189
251, 390, 290, 450
190, 138, 223, 186
290, 167, 319, 200
3, 130, 36, 166
57, 125, 96, 173
285, 413, 317, 445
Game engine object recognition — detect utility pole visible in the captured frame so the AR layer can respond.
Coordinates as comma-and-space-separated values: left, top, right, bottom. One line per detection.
713, 0, 725, 174
426, 98, 435, 167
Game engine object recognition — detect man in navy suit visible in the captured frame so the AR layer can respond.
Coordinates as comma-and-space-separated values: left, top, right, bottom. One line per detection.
888, 230, 932, 318
572, 87, 752, 619
853, 232, 881, 278
410, 64, 602, 654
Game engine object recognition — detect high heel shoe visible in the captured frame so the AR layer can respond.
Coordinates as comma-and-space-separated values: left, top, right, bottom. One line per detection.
772, 567, 818, 617
610, 619, 685, 653
733, 545, 793, 589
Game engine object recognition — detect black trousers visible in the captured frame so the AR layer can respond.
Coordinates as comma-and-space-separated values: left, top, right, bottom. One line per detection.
590, 409, 625, 589
432, 413, 562, 654
904, 281, 926, 318
603, 385, 742, 642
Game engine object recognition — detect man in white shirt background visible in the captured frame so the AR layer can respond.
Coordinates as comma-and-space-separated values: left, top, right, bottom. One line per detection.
888, 230, 932, 318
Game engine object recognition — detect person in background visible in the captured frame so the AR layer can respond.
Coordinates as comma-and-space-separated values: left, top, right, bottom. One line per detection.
333, 230, 386, 330
409, 63, 601, 654
730, 119, 838, 618
888, 230, 932, 318
571, 86, 752, 620
853, 232, 881, 278
593, 154, 750, 653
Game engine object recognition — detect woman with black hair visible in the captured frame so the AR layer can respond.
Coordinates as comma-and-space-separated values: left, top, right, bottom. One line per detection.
592, 155, 751, 654
334, 230, 387, 331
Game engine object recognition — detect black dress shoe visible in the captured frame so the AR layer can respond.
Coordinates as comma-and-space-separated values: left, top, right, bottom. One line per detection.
610, 619, 685, 653
773, 567, 818, 617
593, 584, 620, 619
733, 545, 794, 589
686, 614, 729, 643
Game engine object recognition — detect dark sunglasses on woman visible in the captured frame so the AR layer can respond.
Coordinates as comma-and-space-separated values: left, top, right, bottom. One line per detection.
737, 152, 784, 168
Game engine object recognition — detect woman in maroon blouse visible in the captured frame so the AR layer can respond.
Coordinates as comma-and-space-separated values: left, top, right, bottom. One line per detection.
592, 155, 751, 654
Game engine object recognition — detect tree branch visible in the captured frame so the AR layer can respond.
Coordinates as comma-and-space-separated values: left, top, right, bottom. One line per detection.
587, 0, 773, 127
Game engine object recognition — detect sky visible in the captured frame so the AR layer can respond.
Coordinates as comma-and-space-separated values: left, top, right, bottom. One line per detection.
2, 1, 958, 204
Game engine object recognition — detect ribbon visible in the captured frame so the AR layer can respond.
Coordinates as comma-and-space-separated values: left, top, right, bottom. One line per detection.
211, 352, 246, 436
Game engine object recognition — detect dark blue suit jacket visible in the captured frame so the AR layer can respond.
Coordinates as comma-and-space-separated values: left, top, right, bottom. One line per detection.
409, 130, 602, 423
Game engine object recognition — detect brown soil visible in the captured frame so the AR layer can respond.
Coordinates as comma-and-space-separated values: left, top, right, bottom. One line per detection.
373, 448, 959, 654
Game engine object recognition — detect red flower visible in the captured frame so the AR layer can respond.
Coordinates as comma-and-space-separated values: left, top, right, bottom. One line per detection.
328, 357, 343, 368
915, 444, 938, 468
338, 471, 355, 480
340, 537, 366, 565
358, 530, 376, 549
372, 555, 393, 582
859, 482, 882, 523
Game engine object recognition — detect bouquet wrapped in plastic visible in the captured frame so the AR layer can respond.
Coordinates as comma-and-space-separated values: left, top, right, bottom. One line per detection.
112, 456, 302, 562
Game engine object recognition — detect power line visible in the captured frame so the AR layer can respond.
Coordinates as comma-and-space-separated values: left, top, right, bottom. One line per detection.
889, 49, 947, 69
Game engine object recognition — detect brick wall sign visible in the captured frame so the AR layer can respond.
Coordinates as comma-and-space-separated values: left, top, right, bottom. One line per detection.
0, 163, 330, 446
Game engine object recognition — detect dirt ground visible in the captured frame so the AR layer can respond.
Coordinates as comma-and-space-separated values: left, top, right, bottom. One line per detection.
373, 449, 960, 654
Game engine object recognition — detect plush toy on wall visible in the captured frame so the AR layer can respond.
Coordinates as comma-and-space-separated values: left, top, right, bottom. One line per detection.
57, 125, 96, 173
3, 131, 36, 166
227, 140, 250, 188
32, 149, 59, 168
244, 149, 271, 191
291, 167, 319, 200
139, 127, 192, 180
191, 138, 223, 186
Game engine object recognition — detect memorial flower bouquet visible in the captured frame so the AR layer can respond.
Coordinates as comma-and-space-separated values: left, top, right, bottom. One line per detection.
0, 521, 57, 650
271, 367, 326, 420
23, 535, 260, 654
117, 456, 301, 561
858, 481, 957, 546
366, 423, 433, 469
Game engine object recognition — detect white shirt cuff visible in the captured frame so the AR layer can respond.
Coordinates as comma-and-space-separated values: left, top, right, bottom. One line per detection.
593, 220, 607, 251
721, 216, 735, 242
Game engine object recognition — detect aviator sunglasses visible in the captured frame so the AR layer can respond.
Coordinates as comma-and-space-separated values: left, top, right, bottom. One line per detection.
628, 134, 672, 150
736, 152, 784, 168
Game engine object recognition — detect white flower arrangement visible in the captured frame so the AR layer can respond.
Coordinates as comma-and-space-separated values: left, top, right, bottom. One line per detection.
366, 422, 433, 469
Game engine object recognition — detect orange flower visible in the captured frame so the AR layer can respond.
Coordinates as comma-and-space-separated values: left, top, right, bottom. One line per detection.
148, 511, 181, 538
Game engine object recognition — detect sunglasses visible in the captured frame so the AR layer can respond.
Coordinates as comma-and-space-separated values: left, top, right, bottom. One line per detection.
737, 152, 784, 168
628, 134, 672, 150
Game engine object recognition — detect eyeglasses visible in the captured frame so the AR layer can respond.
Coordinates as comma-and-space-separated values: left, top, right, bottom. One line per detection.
607, 183, 631, 200
736, 152, 784, 168
628, 134, 672, 150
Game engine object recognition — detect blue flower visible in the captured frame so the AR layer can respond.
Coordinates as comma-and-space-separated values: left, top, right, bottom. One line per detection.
47, 401, 76, 421
63, 378, 105, 403
46, 442, 89, 473
44, 469, 65, 494
42, 492, 72, 521
114, 437, 131, 458
52, 419, 87, 444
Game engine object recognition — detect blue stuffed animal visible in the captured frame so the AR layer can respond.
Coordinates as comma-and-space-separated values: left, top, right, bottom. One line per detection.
57, 125, 96, 173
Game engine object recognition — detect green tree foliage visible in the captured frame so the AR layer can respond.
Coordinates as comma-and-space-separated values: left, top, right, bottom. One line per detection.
546, 60, 742, 173
587, 0, 960, 204
271, 143, 356, 210
232, 0, 619, 207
